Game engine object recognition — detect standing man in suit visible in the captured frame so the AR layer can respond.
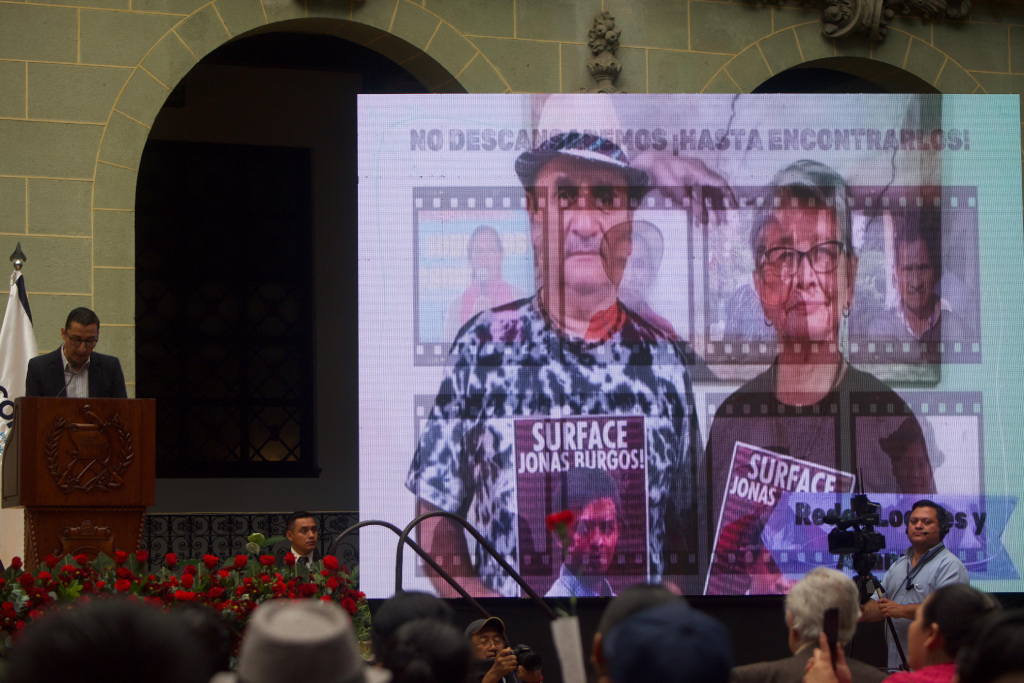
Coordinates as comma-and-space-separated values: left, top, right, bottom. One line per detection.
285, 511, 319, 567
25, 307, 127, 399
730, 567, 886, 683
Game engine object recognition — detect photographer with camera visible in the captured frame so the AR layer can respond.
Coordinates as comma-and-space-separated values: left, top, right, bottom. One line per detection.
859, 500, 968, 670
466, 617, 543, 683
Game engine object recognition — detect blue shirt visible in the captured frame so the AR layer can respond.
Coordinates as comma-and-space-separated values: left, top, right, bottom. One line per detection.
876, 544, 969, 669
545, 563, 615, 598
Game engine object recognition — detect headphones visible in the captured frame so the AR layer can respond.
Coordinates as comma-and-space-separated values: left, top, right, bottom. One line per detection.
906, 499, 952, 540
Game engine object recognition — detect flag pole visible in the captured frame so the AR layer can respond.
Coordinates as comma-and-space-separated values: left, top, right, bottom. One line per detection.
0, 242, 37, 566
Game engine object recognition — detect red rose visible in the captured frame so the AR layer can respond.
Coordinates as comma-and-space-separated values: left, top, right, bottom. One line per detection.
95, 581, 106, 590
234, 555, 248, 570
259, 555, 276, 567
320, 595, 332, 602
342, 597, 357, 615
181, 573, 194, 589
75, 554, 89, 566
218, 570, 230, 580
116, 567, 132, 580
283, 553, 296, 567
18, 574, 34, 589
37, 572, 51, 582
115, 578, 131, 592
209, 586, 224, 598
299, 583, 317, 598
10, 557, 23, 571
326, 577, 340, 591
203, 555, 218, 570
175, 591, 195, 601
183, 565, 198, 576
323, 556, 339, 571
114, 551, 128, 565
234, 586, 245, 596
164, 553, 178, 568
43, 555, 58, 569
135, 550, 149, 563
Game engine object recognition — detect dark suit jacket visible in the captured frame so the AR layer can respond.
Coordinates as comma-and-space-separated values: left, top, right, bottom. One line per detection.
730, 649, 887, 683
25, 347, 128, 398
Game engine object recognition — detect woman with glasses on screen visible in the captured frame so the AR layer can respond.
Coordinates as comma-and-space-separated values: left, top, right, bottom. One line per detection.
703, 160, 936, 596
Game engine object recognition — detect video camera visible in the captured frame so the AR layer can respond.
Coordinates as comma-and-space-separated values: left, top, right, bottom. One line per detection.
823, 493, 887, 604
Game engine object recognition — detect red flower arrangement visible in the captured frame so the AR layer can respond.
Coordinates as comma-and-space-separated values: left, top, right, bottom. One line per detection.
0, 536, 370, 655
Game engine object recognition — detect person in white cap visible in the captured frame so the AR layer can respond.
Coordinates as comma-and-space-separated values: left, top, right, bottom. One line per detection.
211, 600, 390, 683
406, 128, 702, 598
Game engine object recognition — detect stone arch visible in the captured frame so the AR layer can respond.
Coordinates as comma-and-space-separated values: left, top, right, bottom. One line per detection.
702, 25, 983, 94
90, 8, 504, 359
94, 11, 501, 209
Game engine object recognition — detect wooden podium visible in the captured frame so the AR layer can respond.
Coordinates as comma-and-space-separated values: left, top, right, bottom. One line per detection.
2, 398, 155, 570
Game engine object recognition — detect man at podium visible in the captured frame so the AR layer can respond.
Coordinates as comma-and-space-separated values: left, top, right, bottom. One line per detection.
25, 307, 127, 399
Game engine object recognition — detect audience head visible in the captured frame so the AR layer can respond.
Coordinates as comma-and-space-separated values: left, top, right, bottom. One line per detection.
167, 601, 234, 678
602, 601, 733, 683
591, 583, 688, 681
784, 567, 860, 650
371, 591, 455, 664
909, 583, 1000, 670
382, 618, 471, 683
213, 599, 386, 683
957, 609, 1024, 683
3, 598, 207, 683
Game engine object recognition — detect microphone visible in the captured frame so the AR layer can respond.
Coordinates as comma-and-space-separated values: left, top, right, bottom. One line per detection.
58, 363, 83, 398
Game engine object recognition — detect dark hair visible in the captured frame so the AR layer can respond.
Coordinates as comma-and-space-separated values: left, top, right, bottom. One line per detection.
167, 602, 233, 678
371, 591, 456, 663
3, 598, 206, 683
892, 207, 942, 273
909, 499, 951, 539
566, 467, 621, 517
382, 618, 472, 683
65, 307, 100, 330
597, 582, 682, 636
957, 609, 1024, 683
286, 511, 316, 532
923, 584, 1000, 658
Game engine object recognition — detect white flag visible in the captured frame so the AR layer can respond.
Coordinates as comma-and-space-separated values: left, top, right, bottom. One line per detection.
0, 269, 37, 457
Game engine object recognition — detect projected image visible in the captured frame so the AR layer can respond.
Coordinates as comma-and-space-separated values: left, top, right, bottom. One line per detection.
359, 94, 1023, 598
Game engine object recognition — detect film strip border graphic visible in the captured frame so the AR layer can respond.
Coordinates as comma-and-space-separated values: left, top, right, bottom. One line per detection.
412, 185, 696, 366
704, 390, 995, 577
410, 394, 701, 581
700, 185, 981, 367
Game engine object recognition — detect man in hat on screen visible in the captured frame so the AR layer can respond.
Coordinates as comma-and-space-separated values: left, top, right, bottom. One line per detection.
406, 129, 702, 597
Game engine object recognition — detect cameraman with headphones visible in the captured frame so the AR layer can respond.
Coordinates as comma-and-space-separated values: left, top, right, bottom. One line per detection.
860, 499, 969, 670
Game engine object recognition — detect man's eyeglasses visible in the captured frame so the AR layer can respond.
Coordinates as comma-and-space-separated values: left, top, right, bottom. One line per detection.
757, 241, 848, 278
66, 336, 99, 348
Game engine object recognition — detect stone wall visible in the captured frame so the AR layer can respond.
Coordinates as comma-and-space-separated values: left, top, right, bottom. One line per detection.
0, 0, 1020, 391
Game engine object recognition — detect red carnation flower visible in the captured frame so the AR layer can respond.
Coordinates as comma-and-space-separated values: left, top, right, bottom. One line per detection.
181, 574, 194, 589
18, 574, 34, 589
75, 554, 89, 566
203, 554, 218, 570
114, 551, 128, 565
209, 586, 224, 598
115, 578, 131, 592
44, 555, 58, 569
283, 553, 296, 568
164, 553, 178, 568
342, 597, 357, 615
299, 583, 317, 598
259, 555, 275, 567
323, 556, 339, 571
10, 557, 23, 571
175, 591, 195, 601
135, 550, 149, 563
218, 570, 230, 580
326, 577, 340, 591
234, 555, 248, 570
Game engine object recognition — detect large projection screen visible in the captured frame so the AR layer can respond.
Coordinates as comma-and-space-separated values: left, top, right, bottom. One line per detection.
359, 94, 1023, 598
